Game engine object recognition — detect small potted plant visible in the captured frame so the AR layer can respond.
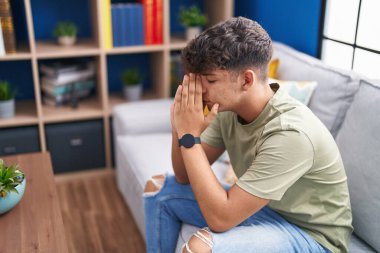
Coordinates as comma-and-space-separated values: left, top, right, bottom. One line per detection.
0, 80, 16, 118
0, 160, 26, 215
179, 5, 207, 41
53, 21, 78, 46
121, 68, 143, 101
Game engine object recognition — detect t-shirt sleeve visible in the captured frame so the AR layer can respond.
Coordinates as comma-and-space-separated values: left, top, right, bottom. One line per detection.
236, 130, 314, 201
201, 114, 225, 148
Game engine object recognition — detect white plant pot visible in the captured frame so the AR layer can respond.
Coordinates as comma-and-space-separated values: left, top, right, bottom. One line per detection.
123, 84, 142, 101
0, 99, 15, 118
185, 27, 202, 41
58, 36, 76, 46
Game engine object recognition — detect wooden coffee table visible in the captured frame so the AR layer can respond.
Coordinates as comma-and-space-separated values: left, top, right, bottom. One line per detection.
0, 152, 68, 253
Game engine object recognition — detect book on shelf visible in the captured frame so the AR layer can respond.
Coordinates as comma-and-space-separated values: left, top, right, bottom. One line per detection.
41, 62, 95, 86
141, 0, 153, 44
135, 4, 144, 45
0, 0, 16, 54
0, 17, 5, 56
102, 0, 113, 49
121, 4, 133, 46
154, 0, 163, 44
111, 4, 121, 47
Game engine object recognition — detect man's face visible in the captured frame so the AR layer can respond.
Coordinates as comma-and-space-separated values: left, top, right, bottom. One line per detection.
200, 69, 241, 112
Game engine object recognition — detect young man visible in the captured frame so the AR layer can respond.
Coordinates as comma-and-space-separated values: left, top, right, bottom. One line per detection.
144, 17, 352, 253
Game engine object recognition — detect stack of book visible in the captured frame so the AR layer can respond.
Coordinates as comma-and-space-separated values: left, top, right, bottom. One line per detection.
140, 0, 163, 45
111, 3, 144, 47
0, 0, 16, 56
107, 0, 163, 48
40, 61, 96, 107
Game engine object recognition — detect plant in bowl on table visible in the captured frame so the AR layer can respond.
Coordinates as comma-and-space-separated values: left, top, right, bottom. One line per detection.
53, 21, 78, 46
121, 68, 143, 101
0, 159, 26, 215
179, 5, 207, 41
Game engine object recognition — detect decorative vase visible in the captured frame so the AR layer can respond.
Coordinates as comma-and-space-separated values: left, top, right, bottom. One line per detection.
123, 84, 142, 101
58, 36, 76, 46
0, 177, 26, 215
0, 99, 15, 118
185, 26, 202, 41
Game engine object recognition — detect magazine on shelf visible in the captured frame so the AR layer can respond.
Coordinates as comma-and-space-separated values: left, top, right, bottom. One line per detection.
41, 80, 95, 96
41, 63, 95, 86
42, 89, 93, 106
40, 61, 89, 77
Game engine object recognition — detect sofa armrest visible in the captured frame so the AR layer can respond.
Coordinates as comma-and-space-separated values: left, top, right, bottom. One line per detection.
112, 98, 173, 137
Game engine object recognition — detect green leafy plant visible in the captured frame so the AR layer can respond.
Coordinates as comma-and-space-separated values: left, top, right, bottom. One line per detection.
0, 160, 24, 198
0, 81, 15, 101
179, 5, 207, 27
121, 68, 143, 86
53, 21, 78, 37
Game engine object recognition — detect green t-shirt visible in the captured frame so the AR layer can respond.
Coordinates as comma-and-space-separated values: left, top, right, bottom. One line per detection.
201, 84, 353, 253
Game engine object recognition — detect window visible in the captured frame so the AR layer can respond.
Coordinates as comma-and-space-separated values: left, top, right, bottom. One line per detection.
320, 0, 380, 80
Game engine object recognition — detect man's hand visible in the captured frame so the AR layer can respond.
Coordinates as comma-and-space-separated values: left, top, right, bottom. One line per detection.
173, 73, 219, 138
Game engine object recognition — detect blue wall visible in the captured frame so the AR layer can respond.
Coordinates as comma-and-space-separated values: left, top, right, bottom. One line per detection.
235, 0, 322, 57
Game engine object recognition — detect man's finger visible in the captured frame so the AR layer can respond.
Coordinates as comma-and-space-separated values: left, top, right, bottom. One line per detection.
195, 75, 203, 109
205, 103, 219, 125
188, 73, 196, 106
181, 75, 189, 110
174, 85, 182, 111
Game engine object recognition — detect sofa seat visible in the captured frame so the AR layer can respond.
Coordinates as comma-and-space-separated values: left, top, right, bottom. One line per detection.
115, 132, 230, 246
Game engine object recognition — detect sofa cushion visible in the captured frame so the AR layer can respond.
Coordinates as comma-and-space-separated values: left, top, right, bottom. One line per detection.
272, 42, 360, 137
336, 79, 380, 252
269, 78, 318, 105
112, 99, 173, 137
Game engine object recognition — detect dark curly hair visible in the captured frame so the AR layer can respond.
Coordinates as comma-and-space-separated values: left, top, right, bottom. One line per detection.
181, 17, 272, 82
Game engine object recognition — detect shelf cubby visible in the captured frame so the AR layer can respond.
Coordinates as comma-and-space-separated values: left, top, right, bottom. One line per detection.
0, 100, 38, 128
41, 96, 104, 124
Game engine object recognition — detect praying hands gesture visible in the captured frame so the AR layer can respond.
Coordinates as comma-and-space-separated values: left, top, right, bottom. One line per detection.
171, 73, 219, 138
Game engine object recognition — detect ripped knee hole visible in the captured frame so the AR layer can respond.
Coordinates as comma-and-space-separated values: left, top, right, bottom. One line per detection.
143, 174, 166, 193
182, 228, 213, 253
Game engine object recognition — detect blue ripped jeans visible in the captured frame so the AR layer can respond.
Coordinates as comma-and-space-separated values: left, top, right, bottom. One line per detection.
143, 175, 331, 253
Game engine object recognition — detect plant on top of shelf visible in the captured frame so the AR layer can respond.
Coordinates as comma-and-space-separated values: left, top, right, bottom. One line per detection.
0, 159, 26, 215
0, 80, 16, 118
179, 5, 207, 41
121, 68, 143, 101
53, 21, 78, 46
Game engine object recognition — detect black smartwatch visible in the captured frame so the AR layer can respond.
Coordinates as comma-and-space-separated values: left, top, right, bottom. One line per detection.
179, 134, 201, 148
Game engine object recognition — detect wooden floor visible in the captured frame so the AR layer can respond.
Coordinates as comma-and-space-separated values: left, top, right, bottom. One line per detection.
56, 173, 146, 253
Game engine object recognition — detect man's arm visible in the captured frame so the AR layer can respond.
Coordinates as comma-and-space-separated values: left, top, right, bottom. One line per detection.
180, 145, 269, 232
170, 86, 225, 184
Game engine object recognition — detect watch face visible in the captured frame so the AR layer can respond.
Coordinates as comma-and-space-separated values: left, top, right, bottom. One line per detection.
181, 134, 195, 148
